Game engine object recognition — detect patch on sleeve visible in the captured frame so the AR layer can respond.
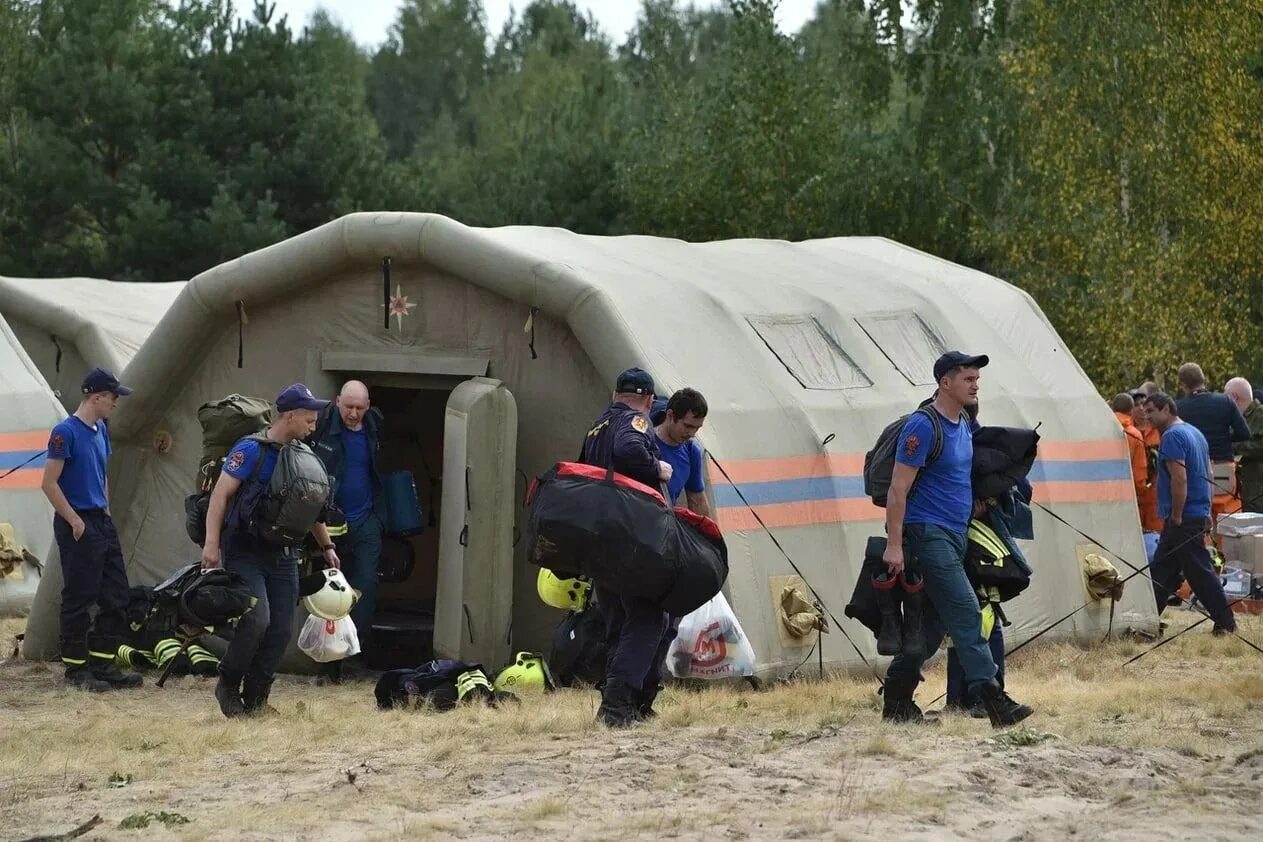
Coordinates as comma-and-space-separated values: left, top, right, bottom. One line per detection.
903, 434, 921, 459
226, 449, 246, 472
631, 415, 648, 434
48, 432, 66, 458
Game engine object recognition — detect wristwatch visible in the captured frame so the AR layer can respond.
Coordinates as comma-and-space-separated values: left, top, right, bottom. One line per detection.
321, 544, 336, 552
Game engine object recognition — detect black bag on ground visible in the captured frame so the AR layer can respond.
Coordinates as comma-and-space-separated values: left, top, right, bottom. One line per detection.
863, 406, 944, 507
549, 602, 609, 687
525, 462, 728, 616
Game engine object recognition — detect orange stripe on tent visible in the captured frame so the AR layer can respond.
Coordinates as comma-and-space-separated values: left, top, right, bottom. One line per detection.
0, 431, 49, 451
715, 498, 884, 532
1031, 479, 1135, 503
0, 468, 44, 489
1036, 440, 1128, 461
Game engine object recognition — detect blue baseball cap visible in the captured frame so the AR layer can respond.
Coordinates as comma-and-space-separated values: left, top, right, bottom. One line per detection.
615, 367, 654, 396
81, 367, 132, 396
275, 383, 329, 413
933, 351, 989, 382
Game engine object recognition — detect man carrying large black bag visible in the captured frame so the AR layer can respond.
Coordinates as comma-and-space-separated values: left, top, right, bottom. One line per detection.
579, 368, 675, 727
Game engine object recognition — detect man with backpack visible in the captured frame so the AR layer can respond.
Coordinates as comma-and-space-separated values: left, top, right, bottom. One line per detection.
201, 383, 340, 718
879, 352, 1033, 728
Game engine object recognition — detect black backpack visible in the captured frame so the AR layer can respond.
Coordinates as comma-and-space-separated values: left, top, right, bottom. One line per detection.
243, 434, 332, 546
549, 602, 609, 687
863, 406, 945, 507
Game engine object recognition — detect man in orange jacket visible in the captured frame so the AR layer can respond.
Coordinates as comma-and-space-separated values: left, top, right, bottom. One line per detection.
1129, 388, 1164, 538
1112, 394, 1154, 531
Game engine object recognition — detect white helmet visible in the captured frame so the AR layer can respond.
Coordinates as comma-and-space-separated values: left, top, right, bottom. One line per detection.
301, 569, 356, 620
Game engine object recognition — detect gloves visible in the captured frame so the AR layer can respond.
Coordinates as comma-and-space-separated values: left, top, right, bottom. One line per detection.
658, 460, 674, 482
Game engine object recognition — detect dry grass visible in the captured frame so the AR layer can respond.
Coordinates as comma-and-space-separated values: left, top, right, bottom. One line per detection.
2, 613, 1262, 840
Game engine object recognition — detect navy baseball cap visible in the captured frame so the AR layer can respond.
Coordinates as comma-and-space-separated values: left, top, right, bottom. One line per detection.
81, 367, 132, 396
275, 383, 329, 413
932, 351, 989, 382
615, 367, 655, 396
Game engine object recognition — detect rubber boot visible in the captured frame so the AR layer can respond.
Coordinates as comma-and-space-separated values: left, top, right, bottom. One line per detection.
871, 572, 903, 656
898, 571, 927, 658
597, 678, 641, 728
242, 675, 279, 717
90, 660, 144, 689
65, 664, 112, 693
215, 669, 246, 718
976, 679, 1033, 728
880, 673, 936, 725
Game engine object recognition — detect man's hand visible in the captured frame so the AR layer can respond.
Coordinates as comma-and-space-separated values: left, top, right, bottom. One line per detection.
201, 543, 221, 570
882, 544, 905, 577
1170, 512, 1183, 527
658, 460, 674, 483
972, 499, 987, 519
69, 516, 86, 542
323, 547, 341, 570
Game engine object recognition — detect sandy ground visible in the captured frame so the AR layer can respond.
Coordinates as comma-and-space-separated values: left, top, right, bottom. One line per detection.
2, 613, 1262, 841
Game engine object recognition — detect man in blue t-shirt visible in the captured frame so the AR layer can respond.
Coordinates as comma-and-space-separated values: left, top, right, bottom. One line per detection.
202, 383, 342, 717
40, 368, 142, 692
882, 351, 1032, 728
1145, 393, 1236, 633
310, 380, 386, 680
652, 388, 710, 517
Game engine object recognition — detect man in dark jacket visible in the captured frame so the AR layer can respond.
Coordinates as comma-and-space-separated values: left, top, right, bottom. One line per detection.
580, 367, 674, 727
310, 380, 386, 672
1176, 363, 1249, 519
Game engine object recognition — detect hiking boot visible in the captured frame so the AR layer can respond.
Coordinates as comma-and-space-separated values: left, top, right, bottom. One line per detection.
242, 676, 278, 717
91, 662, 143, 689
872, 572, 903, 656
880, 674, 936, 725
215, 670, 246, 718
976, 680, 1033, 728
597, 679, 641, 728
898, 572, 927, 658
1212, 624, 1236, 637
637, 685, 661, 720
319, 660, 344, 686
65, 665, 112, 693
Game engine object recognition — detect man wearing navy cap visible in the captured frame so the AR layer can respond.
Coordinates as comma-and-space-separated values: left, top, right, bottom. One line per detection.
881, 351, 1033, 728
41, 368, 142, 692
202, 383, 341, 717
579, 367, 675, 726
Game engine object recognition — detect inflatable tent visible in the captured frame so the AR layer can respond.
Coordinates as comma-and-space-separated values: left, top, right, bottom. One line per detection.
0, 312, 65, 616
20, 213, 1160, 673
0, 276, 186, 412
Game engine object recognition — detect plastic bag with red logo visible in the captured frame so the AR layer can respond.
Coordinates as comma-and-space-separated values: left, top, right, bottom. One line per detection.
666, 592, 756, 679
297, 613, 361, 663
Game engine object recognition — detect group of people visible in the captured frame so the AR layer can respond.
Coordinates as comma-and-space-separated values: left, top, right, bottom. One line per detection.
1111, 362, 1259, 636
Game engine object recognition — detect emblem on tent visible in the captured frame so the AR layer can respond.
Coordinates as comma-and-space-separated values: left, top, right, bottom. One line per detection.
383, 284, 417, 331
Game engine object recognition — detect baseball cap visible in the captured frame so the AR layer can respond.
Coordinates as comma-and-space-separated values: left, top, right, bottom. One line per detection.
932, 351, 989, 383
81, 367, 132, 396
275, 383, 329, 413
614, 367, 654, 396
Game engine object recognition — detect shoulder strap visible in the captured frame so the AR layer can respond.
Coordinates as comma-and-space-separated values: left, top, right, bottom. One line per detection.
916, 406, 946, 465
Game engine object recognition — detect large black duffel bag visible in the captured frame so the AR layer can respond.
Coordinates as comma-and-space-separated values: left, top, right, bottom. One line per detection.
525, 462, 728, 616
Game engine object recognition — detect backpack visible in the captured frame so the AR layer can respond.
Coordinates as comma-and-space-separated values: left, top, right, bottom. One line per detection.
863, 406, 945, 507
184, 395, 275, 546
243, 433, 332, 546
549, 602, 609, 687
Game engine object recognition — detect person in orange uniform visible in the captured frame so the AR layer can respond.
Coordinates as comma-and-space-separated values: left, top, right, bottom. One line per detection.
1129, 388, 1164, 556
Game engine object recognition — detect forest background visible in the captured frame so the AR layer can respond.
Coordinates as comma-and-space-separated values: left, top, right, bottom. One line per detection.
1, 0, 1261, 393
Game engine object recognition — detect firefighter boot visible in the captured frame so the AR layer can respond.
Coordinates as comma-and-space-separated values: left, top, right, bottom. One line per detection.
242, 675, 279, 717
871, 572, 903, 656
898, 571, 927, 658
65, 664, 112, 693
976, 679, 1033, 729
597, 678, 641, 728
880, 673, 936, 725
215, 669, 246, 718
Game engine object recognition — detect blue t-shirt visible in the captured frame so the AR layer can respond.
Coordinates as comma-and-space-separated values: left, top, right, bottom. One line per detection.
336, 428, 374, 523
895, 408, 973, 533
47, 416, 111, 511
655, 434, 705, 503
1157, 422, 1212, 520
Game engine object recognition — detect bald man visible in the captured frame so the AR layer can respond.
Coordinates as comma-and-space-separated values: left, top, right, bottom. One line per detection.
1227, 377, 1263, 513
311, 381, 386, 679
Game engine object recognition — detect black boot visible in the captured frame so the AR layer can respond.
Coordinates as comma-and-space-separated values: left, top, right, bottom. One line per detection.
872, 572, 903, 656
215, 669, 246, 718
976, 679, 1033, 728
880, 674, 936, 724
898, 571, 926, 658
637, 684, 661, 720
65, 664, 111, 693
242, 675, 278, 717
597, 678, 640, 728
91, 660, 144, 689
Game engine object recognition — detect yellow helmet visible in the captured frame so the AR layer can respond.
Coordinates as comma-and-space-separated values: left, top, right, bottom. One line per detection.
536, 569, 591, 611
493, 651, 557, 694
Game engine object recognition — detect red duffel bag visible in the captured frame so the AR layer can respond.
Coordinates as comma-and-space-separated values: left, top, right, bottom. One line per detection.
525, 462, 729, 616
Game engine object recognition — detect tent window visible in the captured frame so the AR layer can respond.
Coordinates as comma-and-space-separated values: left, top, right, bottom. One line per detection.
747, 316, 870, 390
855, 313, 946, 387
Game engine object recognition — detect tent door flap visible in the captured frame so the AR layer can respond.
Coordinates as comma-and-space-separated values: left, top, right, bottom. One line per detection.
432, 377, 518, 667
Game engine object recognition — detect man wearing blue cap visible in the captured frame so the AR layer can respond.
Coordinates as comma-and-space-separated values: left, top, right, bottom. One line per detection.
579, 367, 675, 726
201, 383, 341, 717
881, 352, 1033, 728
41, 368, 142, 692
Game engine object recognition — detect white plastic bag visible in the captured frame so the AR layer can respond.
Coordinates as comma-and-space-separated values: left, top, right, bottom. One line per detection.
298, 614, 361, 663
667, 592, 756, 679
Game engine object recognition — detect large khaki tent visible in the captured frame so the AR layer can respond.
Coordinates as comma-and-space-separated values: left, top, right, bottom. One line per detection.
0, 276, 186, 412
0, 312, 64, 616
22, 213, 1159, 674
